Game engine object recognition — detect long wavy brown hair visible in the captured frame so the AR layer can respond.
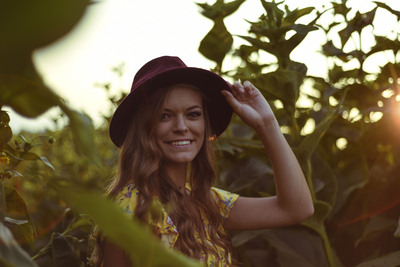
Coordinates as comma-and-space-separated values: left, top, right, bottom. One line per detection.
95, 85, 236, 266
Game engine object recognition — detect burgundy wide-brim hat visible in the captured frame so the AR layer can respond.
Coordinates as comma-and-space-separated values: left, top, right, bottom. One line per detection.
109, 56, 233, 147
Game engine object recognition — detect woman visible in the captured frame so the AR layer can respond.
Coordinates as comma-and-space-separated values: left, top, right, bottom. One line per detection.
95, 56, 314, 266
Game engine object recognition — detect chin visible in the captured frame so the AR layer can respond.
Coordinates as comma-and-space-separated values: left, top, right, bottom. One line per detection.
165, 155, 196, 164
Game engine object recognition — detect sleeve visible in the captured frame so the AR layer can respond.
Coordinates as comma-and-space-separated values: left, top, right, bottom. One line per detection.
88, 183, 140, 264
211, 187, 239, 221
114, 183, 140, 217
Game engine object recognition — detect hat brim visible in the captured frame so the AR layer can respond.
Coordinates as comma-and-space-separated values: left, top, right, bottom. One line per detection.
109, 67, 233, 147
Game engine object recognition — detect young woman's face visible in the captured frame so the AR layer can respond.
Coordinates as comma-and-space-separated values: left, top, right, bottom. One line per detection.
155, 85, 205, 165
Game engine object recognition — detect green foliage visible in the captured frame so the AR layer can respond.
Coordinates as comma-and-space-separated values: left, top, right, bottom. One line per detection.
198, 0, 400, 266
197, 0, 246, 70
0, 1, 201, 266
1, 0, 400, 266
0, 221, 38, 267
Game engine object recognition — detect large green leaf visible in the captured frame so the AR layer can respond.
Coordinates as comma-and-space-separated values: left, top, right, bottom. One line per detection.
4, 184, 32, 222
367, 36, 400, 57
301, 200, 331, 235
285, 24, 318, 54
355, 250, 400, 267
0, 75, 61, 118
231, 229, 266, 247
197, 0, 246, 20
0, 0, 89, 53
311, 152, 337, 207
338, 8, 376, 47
260, 0, 284, 26
295, 89, 346, 161
0, 221, 38, 267
4, 217, 35, 248
60, 106, 101, 164
199, 18, 233, 67
50, 232, 81, 267
252, 69, 303, 114
221, 156, 274, 195
5, 149, 55, 170
2, 184, 36, 248
56, 186, 202, 267
343, 83, 381, 112
283, 7, 315, 26
355, 215, 397, 247
262, 228, 329, 267
322, 41, 353, 62
332, 165, 400, 227
327, 149, 367, 219
332, 1, 350, 17
0, 111, 12, 150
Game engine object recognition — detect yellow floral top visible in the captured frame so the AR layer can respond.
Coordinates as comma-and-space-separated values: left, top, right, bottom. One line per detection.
115, 182, 239, 267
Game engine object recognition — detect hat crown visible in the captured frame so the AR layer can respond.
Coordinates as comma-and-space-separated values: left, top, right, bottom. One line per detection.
132, 56, 187, 92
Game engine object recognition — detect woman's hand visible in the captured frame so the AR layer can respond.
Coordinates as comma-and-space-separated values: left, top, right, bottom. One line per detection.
221, 81, 276, 130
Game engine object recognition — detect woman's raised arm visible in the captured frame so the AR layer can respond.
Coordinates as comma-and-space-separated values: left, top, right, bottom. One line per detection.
221, 81, 314, 230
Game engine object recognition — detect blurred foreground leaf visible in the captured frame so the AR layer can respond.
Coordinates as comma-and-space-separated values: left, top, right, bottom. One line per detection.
0, 75, 60, 118
0, 221, 38, 267
56, 186, 202, 267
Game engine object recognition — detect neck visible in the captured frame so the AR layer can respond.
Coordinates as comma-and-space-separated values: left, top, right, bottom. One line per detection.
162, 162, 188, 191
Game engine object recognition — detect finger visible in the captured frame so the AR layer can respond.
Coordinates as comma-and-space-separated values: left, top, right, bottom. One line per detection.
243, 81, 257, 95
221, 90, 242, 111
233, 81, 245, 92
231, 81, 240, 97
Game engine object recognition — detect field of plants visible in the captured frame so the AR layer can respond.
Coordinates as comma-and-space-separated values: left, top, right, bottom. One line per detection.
1, 0, 400, 266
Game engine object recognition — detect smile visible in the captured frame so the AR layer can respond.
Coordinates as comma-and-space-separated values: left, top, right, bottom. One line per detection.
168, 140, 192, 146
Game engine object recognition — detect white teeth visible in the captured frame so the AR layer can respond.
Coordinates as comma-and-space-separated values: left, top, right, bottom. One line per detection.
171, 141, 190, 146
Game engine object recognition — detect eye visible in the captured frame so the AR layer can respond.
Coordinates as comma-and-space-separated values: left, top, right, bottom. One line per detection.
188, 111, 202, 119
160, 113, 170, 121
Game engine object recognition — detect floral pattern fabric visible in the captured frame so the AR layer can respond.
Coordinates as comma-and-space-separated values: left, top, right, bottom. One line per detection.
114, 183, 239, 266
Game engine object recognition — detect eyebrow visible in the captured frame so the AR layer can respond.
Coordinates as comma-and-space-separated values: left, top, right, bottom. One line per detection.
163, 105, 203, 112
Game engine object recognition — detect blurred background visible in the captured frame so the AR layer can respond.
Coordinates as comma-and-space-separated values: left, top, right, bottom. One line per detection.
1, 0, 400, 266
7, 0, 399, 132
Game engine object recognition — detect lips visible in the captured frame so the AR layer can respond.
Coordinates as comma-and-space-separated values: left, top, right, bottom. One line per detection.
167, 140, 192, 146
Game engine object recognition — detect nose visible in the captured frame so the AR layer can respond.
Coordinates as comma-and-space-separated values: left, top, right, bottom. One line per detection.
174, 115, 188, 133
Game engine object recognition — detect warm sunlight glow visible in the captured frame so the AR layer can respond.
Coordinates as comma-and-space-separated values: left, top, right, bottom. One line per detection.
301, 118, 315, 136
313, 102, 322, 112
280, 125, 290, 135
369, 111, 383, 122
395, 96, 400, 123
382, 89, 395, 98
329, 96, 339, 106
336, 137, 348, 150
349, 107, 362, 122
274, 100, 284, 109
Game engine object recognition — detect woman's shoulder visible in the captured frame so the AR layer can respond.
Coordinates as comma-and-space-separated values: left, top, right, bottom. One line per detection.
210, 187, 239, 220
114, 182, 140, 214
211, 187, 239, 202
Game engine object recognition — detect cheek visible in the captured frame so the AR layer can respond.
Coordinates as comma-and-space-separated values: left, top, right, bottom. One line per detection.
196, 120, 206, 143
154, 123, 167, 138
154, 126, 167, 149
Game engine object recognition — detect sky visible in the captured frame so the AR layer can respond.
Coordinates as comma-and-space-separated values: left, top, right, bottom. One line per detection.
5, 0, 400, 132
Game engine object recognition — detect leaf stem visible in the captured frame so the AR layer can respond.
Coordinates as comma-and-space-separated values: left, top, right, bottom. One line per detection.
320, 226, 337, 267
